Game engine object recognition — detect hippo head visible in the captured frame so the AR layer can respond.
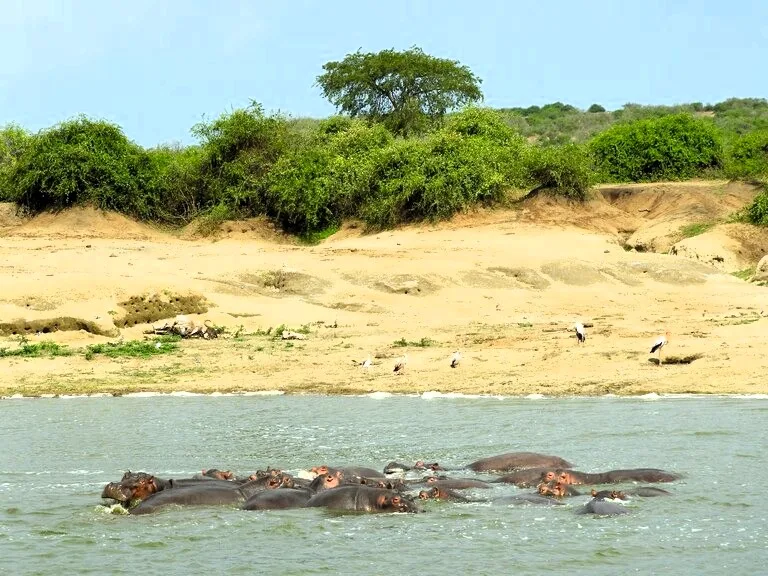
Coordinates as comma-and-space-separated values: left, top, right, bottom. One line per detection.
202, 469, 234, 480
591, 489, 628, 501
376, 493, 421, 513
311, 465, 330, 477
537, 480, 567, 498
101, 471, 159, 504
376, 479, 406, 491
540, 470, 557, 483
266, 473, 294, 489
555, 470, 580, 485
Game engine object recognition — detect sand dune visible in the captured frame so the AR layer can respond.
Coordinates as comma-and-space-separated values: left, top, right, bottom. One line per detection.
1, 181, 767, 396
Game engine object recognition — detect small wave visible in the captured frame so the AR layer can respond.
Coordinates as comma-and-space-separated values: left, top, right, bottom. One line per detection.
363, 392, 395, 399
421, 391, 506, 400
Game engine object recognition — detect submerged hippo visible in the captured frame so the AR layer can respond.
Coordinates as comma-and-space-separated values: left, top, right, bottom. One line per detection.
467, 452, 573, 473
494, 468, 558, 487
555, 468, 681, 485
242, 488, 313, 511
418, 487, 471, 502
424, 477, 493, 490
578, 498, 630, 516
306, 486, 421, 513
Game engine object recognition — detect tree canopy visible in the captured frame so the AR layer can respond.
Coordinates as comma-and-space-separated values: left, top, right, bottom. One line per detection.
316, 47, 483, 136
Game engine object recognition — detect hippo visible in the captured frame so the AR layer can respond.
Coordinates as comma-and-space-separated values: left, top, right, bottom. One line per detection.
494, 468, 558, 487
418, 487, 471, 502
424, 477, 493, 490
306, 486, 421, 513
590, 489, 629, 501
130, 473, 294, 515
578, 498, 630, 516
492, 494, 565, 507
628, 486, 672, 497
467, 452, 573, 473
309, 471, 344, 493
538, 481, 581, 498
384, 461, 443, 475
242, 488, 313, 511
555, 468, 680, 485
310, 465, 385, 480
101, 471, 231, 505
193, 469, 236, 481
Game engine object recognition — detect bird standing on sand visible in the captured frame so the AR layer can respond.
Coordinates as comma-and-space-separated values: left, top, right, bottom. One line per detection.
393, 354, 408, 374
650, 331, 670, 366
450, 351, 461, 368
573, 323, 586, 345
360, 355, 372, 370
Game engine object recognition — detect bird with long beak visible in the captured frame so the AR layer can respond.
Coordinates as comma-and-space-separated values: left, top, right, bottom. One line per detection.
650, 331, 671, 366
393, 354, 408, 374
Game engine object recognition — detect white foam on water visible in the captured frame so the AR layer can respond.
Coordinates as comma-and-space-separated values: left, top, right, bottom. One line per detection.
525, 393, 546, 400
364, 392, 395, 399
421, 391, 507, 400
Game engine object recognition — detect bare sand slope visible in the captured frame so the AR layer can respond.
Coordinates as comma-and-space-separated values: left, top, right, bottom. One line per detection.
0, 182, 766, 396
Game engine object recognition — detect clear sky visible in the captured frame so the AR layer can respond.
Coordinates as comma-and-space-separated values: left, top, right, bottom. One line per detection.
2, 0, 767, 147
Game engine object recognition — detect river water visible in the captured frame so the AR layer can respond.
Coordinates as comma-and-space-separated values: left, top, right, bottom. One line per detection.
0, 393, 766, 575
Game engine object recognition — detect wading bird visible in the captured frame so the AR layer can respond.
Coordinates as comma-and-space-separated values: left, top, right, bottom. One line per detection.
360, 355, 372, 370
650, 331, 670, 366
393, 354, 408, 374
574, 323, 586, 345
450, 351, 461, 368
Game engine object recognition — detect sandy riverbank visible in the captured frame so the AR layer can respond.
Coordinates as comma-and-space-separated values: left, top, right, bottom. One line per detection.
1, 180, 767, 397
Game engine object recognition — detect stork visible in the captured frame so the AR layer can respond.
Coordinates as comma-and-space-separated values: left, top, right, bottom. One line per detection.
650, 331, 670, 366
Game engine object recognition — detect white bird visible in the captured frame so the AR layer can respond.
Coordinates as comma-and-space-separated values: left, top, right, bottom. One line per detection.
154, 341, 162, 350
359, 355, 372, 370
450, 351, 461, 368
393, 354, 408, 374
650, 331, 671, 365
573, 323, 586, 345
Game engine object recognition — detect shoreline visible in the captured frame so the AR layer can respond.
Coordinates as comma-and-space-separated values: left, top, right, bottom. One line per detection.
2, 181, 768, 398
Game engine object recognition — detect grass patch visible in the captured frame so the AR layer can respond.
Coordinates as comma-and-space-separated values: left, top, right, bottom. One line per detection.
0, 341, 73, 358
299, 224, 339, 245
649, 353, 704, 365
392, 337, 436, 348
0, 317, 117, 337
731, 267, 755, 281
679, 222, 714, 239
84, 338, 179, 360
116, 293, 208, 328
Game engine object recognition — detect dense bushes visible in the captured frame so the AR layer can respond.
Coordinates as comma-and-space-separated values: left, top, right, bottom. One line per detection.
0, 124, 30, 201
6, 98, 768, 237
5, 117, 159, 217
589, 114, 723, 182
524, 143, 593, 200
742, 187, 768, 226
725, 130, 768, 179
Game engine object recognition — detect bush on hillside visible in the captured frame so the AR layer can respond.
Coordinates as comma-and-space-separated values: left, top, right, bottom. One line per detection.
6, 116, 158, 217
524, 143, 593, 200
742, 187, 768, 226
0, 124, 31, 201
264, 121, 389, 234
589, 113, 723, 182
725, 130, 768, 179
191, 102, 293, 212
360, 127, 526, 229
145, 144, 206, 222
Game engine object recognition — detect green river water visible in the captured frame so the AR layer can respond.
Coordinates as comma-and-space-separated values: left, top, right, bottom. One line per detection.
0, 393, 766, 575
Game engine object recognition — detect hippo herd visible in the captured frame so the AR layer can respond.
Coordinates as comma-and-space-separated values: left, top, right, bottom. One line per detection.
100, 451, 681, 517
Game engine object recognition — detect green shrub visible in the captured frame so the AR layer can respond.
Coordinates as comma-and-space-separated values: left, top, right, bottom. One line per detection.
589, 113, 724, 182
524, 143, 593, 200
743, 188, 768, 226
6, 116, 158, 217
725, 130, 768, 179
0, 124, 31, 201
191, 102, 293, 213
360, 127, 525, 229
145, 144, 205, 222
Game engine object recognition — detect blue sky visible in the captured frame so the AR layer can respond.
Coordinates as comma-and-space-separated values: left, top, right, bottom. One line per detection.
2, 0, 767, 147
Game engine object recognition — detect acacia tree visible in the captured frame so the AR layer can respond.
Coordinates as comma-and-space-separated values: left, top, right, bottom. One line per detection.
316, 47, 483, 136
